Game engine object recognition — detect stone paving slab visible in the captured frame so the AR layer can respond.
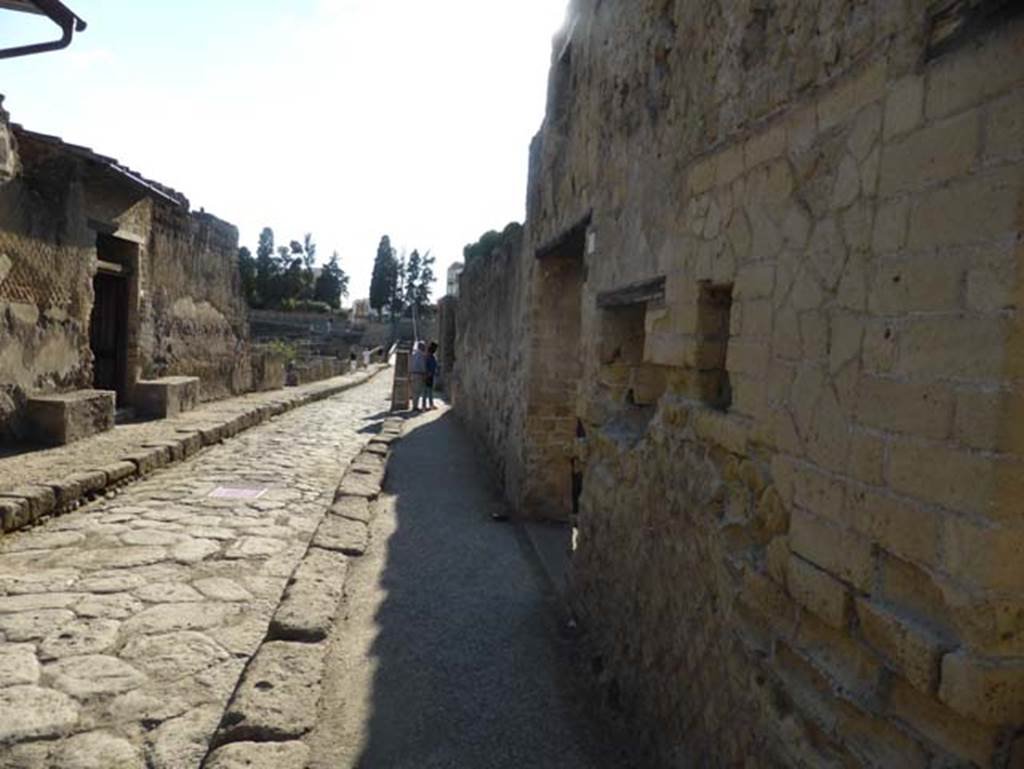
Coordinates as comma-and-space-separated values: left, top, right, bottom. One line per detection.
201, 415, 403, 766
0, 366, 388, 538
0, 371, 393, 769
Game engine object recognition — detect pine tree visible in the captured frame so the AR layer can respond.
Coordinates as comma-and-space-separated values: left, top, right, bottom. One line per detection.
404, 249, 421, 310
314, 251, 349, 309
389, 253, 406, 319
414, 250, 436, 312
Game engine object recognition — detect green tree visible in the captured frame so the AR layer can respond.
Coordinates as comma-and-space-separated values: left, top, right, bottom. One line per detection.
314, 251, 349, 309
403, 249, 436, 317
255, 227, 277, 308
404, 249, 421, 312
278, 245, 305, 303
463, 222, 522, 265
389, 252, 406, 319
301, 233, 317, 299
369, 235, 394, 320
237, 246, 257, 306
413, 250, 436, 312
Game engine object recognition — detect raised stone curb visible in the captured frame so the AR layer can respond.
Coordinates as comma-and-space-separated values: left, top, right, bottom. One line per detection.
0, 366, 389, 539
269, 549, 349, 642
219, 641, 326, 742
312, 515, 369, 556
201, 415, 404, 765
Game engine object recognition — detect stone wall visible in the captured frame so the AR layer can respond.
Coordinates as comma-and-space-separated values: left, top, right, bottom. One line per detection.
456, 1, 1024, 766
144, 208, 252, 399
0, 111, 96, 439
452, 224, 529, 506
0, 117, 253, 439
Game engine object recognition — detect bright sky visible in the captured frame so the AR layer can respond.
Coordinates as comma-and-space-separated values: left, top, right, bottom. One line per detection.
0, 0, 567, 301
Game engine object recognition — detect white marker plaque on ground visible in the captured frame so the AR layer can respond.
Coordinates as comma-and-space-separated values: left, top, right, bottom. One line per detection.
208, 486, 269, 500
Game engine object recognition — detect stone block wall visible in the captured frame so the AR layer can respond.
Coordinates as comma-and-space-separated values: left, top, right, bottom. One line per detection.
452, 224, 529, 508
456, 1, 1024, 765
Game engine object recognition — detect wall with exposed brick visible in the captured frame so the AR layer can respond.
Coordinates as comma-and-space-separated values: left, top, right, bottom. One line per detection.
457, 1, 1024, 765
0, 116, 253, 440
0, 111, 96, 440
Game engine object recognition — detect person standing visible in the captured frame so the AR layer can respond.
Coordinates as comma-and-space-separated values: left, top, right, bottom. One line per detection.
409, 341, 427, 411
424, 341, 439, 410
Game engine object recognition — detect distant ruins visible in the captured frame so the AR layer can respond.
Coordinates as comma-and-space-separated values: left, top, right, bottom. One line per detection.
450, 1, 1024, 765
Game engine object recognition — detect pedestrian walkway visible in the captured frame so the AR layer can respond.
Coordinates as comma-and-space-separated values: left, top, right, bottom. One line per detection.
307, 406, 631, 768
0, 373, 392, 769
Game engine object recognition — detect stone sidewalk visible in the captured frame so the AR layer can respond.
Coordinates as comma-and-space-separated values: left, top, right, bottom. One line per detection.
0, 372, 393, 769
0, 366, 387, 537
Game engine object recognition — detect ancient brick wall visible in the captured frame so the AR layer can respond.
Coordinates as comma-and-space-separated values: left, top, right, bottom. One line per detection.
0, 113, 254, 439
452, 224, 529, 508
457, 1, 1024, 765
0, 111, 95, 440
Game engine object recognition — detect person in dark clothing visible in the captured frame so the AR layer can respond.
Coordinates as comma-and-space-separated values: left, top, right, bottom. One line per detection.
424, 341, 439, 410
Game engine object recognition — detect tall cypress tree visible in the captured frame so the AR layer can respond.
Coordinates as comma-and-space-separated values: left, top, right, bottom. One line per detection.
369, 235, 393, 320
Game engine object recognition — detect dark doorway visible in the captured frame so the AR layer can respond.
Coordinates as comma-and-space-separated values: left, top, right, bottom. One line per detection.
89, 234, 134, 405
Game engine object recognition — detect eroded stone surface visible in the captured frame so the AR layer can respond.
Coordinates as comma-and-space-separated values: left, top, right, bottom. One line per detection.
205, 740, 310, 769
313, 516, 369, 556
48, 654, 146, 698
145, 704, 222, 769
0, 685, 79, 741
52, 731, 144, 769
270, 548, 349, 642
39, 618, 120, 660
220, 641, 326, 741
121, 631, 231, 682
0, 644, 40, 686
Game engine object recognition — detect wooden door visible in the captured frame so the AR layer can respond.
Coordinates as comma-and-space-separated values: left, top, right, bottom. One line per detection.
90, 271, 127, 403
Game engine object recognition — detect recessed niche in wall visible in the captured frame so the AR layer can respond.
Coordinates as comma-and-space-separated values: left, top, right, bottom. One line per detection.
696, 281, 733, 411
596, 276, 667, 406
599, 303, 646, 366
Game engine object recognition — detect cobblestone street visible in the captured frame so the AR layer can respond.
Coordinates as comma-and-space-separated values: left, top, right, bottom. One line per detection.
0, 371, 392, 769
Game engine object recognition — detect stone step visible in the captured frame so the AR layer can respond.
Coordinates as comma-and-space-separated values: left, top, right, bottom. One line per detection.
134, 376, 201, 419
26, 390, 115, 447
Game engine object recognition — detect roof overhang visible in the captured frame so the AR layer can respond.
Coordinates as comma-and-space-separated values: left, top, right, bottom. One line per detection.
0, 0, 86, 60
13, 125, 189, 209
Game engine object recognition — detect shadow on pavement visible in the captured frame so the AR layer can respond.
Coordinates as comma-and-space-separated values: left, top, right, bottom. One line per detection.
351, 410, 634, 768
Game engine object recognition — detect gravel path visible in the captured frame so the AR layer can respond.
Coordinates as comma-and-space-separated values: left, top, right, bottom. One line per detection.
0, 372, 392, 769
